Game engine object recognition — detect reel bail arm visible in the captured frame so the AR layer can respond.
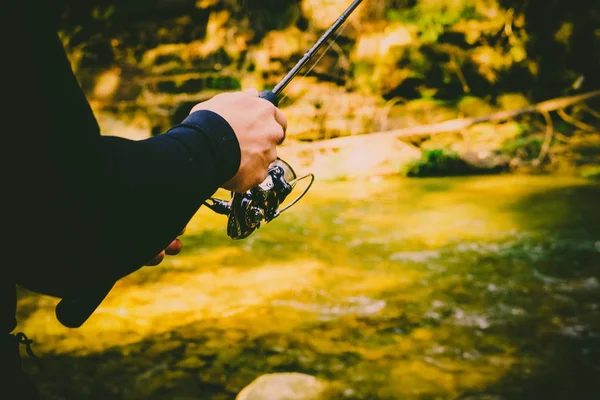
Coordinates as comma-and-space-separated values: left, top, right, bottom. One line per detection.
205, 158, 314, 239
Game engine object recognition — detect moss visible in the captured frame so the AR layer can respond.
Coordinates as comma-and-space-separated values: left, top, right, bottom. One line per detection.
403, 149, 471, 177
580, 165, 600, 180
501, 136, 543, 159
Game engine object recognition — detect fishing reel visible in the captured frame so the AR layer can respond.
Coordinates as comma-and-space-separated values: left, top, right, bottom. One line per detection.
204, 158, 314, 239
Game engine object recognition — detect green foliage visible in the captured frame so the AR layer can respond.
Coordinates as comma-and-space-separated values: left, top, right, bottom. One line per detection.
388, 0, 478, 43
457, 96, 495, 117
580, 166, 600, 180
404, 149, 472, 177
352, 61, 378, 92
501, 136, 542, 159
386, 9, 404, 22
57, 0, 600, 102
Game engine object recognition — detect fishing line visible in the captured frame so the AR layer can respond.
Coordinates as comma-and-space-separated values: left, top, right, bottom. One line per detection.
278, 22, 349, 106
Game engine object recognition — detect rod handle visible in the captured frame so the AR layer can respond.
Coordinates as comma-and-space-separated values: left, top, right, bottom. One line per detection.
55, 283, 115, 328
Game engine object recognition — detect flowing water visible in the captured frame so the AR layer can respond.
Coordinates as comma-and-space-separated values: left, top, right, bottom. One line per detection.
16, 174, 600, 400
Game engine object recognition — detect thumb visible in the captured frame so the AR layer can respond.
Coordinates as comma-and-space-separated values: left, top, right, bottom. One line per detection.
243, 88, 259, 96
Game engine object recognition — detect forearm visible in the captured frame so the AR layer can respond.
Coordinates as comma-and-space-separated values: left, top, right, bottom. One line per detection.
95, 110, 240, 279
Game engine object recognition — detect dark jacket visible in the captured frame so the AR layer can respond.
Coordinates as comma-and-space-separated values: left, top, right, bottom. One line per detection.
2, 1, 240, 334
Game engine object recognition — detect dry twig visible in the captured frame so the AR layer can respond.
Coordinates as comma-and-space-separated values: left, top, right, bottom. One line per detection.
533, 111, 554, 167
556, 108, 596, 132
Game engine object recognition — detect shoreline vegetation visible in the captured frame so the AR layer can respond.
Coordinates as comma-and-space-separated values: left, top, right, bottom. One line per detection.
279, 89, 600, 180
58, 0, 599, 180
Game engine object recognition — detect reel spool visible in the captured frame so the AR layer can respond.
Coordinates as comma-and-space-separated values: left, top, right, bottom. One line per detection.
204, 158, 314, 239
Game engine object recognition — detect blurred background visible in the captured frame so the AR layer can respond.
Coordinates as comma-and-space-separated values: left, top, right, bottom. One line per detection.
17, 0, 600, 399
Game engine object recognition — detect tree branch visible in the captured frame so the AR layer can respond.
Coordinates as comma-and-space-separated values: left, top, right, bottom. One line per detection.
285, 89, 600, 151
556, 108, 596, 132
533, 111, 554, 167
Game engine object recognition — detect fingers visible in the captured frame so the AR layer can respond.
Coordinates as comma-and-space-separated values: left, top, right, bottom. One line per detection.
254, 95, 285, 146
197, 89, 286, 146
145, 228, 186, 266
165, 238, 182, 256
245, 87, 285, 144
146, 250, 165, 266
266, 147, 278, 172
274, 107, 287, 144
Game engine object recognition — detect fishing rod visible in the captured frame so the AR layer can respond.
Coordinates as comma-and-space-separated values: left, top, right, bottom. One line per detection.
55, 0, 365, 328
203, 0, 364, 239
268, 0, 364, 100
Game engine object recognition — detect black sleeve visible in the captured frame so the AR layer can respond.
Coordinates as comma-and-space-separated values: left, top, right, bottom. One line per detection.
4, 0, 240, 298
93, 111, 241, 283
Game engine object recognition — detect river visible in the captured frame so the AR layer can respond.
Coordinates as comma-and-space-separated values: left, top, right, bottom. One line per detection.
16, 174, 600, 399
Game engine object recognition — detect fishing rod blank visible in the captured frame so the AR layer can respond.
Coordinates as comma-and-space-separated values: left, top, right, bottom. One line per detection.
260, 0, 364, 105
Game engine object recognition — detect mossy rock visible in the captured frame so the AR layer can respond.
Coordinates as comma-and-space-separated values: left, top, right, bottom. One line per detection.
404, 149, 508, 177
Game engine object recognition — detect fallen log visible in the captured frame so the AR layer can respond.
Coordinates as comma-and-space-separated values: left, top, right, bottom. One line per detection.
283, 89, 600, 151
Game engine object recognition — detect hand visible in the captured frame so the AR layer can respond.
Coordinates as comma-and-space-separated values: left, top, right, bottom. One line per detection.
145, 227, 186, 266
189, 89, 287, 193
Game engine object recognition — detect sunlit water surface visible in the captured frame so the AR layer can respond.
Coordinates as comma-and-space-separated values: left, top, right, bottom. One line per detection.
17, 175, 600, 400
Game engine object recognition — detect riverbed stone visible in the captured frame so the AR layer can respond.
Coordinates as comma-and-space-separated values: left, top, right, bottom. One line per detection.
236, 373, 328, 400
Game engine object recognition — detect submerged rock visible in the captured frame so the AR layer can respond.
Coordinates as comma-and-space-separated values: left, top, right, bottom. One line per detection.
236, 373, 328, 400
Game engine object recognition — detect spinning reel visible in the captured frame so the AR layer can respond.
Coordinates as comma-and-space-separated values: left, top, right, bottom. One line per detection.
205, 158, 314, 239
